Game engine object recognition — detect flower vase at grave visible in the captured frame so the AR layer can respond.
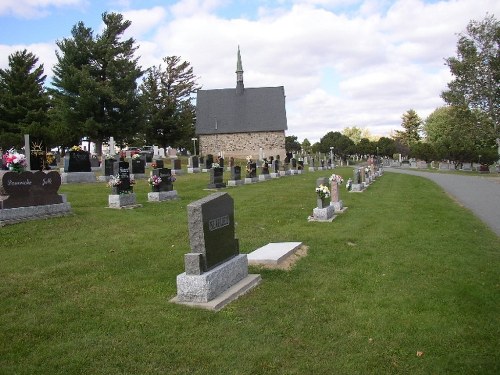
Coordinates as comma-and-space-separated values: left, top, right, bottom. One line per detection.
317, 197, 329, 209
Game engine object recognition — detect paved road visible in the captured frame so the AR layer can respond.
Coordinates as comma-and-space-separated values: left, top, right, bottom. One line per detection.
384, 168, 500, 237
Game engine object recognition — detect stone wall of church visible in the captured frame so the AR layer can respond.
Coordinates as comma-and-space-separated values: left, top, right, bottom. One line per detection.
199, 131, 286, 160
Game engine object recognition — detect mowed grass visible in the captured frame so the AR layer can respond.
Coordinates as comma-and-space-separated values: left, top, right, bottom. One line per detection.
0, 168, 498, 374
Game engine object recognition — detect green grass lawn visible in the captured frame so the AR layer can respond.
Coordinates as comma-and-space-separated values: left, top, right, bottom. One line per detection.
1, 169, 499, 374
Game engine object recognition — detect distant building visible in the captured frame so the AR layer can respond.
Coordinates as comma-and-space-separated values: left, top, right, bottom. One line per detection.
195, 47, 287, 160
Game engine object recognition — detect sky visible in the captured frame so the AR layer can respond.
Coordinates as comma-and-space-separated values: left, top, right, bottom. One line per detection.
0, 0, 499, 143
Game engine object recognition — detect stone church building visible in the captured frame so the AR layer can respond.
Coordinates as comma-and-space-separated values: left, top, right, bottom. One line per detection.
195, 48, 287, 160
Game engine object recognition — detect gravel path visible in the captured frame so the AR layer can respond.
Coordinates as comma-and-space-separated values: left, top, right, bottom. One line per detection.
384, 168, 500, 237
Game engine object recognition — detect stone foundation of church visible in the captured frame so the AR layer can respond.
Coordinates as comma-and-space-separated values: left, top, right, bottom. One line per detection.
199, 131, 286, 160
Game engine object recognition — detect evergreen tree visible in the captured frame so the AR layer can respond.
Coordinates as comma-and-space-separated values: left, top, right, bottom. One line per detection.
139, 56, 199, 149
50, 12, 143, 152
441, 14, 499, 161
394, 109, 422, 147
0, 49, 49, 150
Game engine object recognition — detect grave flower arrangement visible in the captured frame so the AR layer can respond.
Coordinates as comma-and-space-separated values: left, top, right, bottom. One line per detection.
211, 162, 220, 169
107, 174, 122, 187
329, 173, 344, 185
104, 153, 115, 160
315, 184, 331, 199
70, 145, 82, 152
346, 178, 352, 191
148, 175, 162, 186
45, 152, 55, 165
132, 154, 141, 160
2, 148, 27, 172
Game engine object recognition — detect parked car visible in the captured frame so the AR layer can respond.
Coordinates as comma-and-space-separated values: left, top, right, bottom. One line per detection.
119, 147, 141, 158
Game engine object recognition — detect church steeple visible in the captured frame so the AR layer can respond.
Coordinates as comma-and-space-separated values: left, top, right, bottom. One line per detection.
236, 46, 244, 94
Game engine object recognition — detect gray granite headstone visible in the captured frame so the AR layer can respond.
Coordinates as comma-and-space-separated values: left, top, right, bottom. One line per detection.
185, 192, 239, 275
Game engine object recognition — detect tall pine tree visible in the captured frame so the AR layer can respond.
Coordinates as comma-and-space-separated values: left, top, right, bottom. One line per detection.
139, 56, 199, 150
0, 49, 49, 150
50, 12, 143, 153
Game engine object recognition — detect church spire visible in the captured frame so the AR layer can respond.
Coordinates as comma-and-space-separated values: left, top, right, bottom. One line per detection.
236, 45, 244, 94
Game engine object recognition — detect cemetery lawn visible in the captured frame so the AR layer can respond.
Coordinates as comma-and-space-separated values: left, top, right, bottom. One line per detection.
1, 169, 499, 374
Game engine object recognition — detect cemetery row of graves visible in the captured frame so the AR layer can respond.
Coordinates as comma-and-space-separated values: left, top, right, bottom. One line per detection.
2, 144, 499, 374
1, 143, 383, 315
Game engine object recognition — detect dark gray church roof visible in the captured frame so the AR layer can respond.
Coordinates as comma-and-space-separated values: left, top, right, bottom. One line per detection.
195, 86, 288, 135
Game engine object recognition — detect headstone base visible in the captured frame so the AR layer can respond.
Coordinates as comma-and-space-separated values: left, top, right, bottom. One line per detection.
171, 273, 261, 312
97, 175, 112, 182
108, 193, 141, 209
148, 190, 178, 202
61, 172, 96, 184
331, 201, 347, 213
310, 205, 335, 222
0, 201, 72, 226
244, 177, 258, 184
258, 174, 271, 181
270, 173, 280, 178
350, 183, 364, 192
130, 173, 146, 180
187, 168, 200, 173
174, 254, 253, 304
308, 167, 316, 172
172, 169, 183, 175
227, 180, 244, 186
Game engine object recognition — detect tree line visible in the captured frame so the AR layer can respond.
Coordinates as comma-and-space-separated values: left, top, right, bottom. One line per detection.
0, 12, 199, 154
286, 14, 499, 165
1, 13, 497, 164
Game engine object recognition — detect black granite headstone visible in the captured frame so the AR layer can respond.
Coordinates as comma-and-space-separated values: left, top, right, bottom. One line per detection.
262, 162, 269, 174
246, 163, 257, 178
104, 158, 117, 176
0, 171, 64, 208
230, 166, 241, 180
187, 192, 239, 272
191, 156, 199, 168
132, 158, 145, 174
206, 154, 214, 169
154, 159, 164, 169
118, 161, 131, 193
218, 157, 224, 168
172, 159, 181, 170
208, 167, 225, 188
152, 168, 173, 192
65, 151, 91, 172
291, 158, 297, 168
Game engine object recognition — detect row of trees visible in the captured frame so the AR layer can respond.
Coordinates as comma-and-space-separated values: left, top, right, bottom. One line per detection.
0, 12, 199, 153
286, 15, 499, 165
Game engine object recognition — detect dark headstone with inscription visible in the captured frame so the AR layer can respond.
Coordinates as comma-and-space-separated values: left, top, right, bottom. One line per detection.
132, 158, 145, 174
291, 158, 297, 169
199, 156, 204, 165
172, 159, 181, 170
154, 159, 164, 169
218, 157, 224, 168
118, 161, 132, 193
191, 156, 199, 168
298, 160, 304, 170
173, 192, 261, 309
273, 160, 280, 173
206, 154, 214, 169
247, 163, 257, 178
152, 168, 173, 192
262, 162, 269, 175
104, 158, 117, 176
0, 171, 64, 208
29, 154, 44, 171
185, 192, 239, 274
230, 166, 241, 180
208, 167, 225, 189
64, 151, 91, 172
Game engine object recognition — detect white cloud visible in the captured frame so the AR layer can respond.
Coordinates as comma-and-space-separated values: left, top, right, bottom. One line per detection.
2, 0, 500, 143
0, 0, 84, 18
0, 42, 58, 78
120, 6, 168, 39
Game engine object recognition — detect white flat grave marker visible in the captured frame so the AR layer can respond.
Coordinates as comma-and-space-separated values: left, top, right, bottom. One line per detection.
248, 242, 302, 266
